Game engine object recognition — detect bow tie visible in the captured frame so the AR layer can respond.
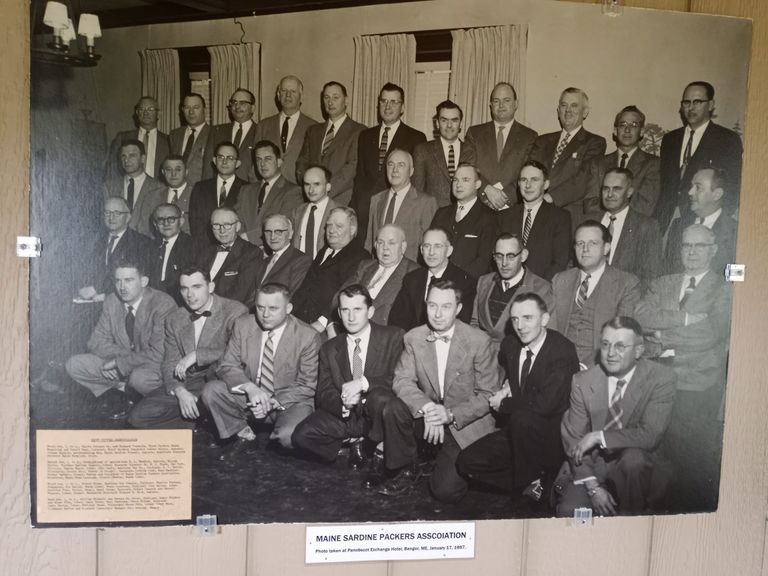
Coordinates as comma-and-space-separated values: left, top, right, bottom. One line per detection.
190, 310, 212, 322
217, 245, 232, 252
426, 333, 451, 343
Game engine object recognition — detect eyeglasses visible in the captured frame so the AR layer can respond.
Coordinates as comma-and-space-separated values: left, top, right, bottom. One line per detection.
228, 99, 253, 107
136, 107, 157, 113
211, 222, 238, 231
680, 99, 710, 108
215, 154, 237, 162
493, 250, 523, 262
155, 216, 180, 225
378, 98, 402, 107
681, 242, 714, 251
600, 341, 634, 355
616, 121, 641, 129
264, 229, 288, 236
103, 210, 130, 218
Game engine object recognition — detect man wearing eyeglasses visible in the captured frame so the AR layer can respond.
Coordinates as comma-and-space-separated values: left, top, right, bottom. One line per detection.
250, 214, 311, 297
635, 224, 730, 510
657, 81, 743, 232
197, 207, 263, 305
551, 220, 641, 367
106, 96, 170, 180
169, 93, 211, 189
557, 316, 676, 517
584, 105, 660, 218
204, 88, 259, 183
149, 203, 195, 305
352, 83, 426, 236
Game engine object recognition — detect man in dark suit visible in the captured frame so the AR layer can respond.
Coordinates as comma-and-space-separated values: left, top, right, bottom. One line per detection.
129, 266, 247, 429
236, 140, 304, 246
292, 206, 370, 333
352, 82, 426, 235
296, 81, 366, 206
198, 207, 263, 305
66, 258, 177, 417
251, 214, 312, 297
635, 224, 731, 509
188, 141, 258, 244
292, 165, 338, 259
557, 316, 677, 516
377, 279, 500, 502
498, 161, 571, 280
202, 283, 321, 452
292, 284, 405, 467
463, 82, 538, 211
471, 233, 553, 352
169, 93, 211, 189
77, 197, 154, 301
430, 163, 497, 278
584, 105, 660, 217
412, 100, 465, 208
343, 224, 419, 325
203, 88, 258, 183
664, 167, 737, 275
528, 87, 607, 224
104, 139, 166, 238
253, 75, 318, 185
657, 81, 743, 232
598, 168, 662, 287
105, 96, 170, 180
159, 155, 193, 234
551, 220, 641, 367
365, 149, 437, 262
458, 293, 579, 507
389, 227, 476, 331
148, 203, 195, 305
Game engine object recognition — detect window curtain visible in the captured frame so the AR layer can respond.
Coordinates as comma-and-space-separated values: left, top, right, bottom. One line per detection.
352, 34, 417, 126
449, 25, 527, 128
207, 43, 261, 125
139, 48, 180, 134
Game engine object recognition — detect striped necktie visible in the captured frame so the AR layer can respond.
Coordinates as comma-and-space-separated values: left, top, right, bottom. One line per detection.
447, 144, 456, 178
378, 126, 390, 170
522, 209, 532, 246
552, 132, 570, 166
322, 123, 335, 157
575, 273, 591, 309
260, 331, 275, 394
604, 379, 627, 431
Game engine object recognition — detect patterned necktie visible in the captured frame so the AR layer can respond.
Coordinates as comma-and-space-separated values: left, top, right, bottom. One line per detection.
456, 204, 464, 222
106, 234, 118, 265
378, 126, 390, 170
170, 188, 179, 203
681, 128, 695, 177
426, 333, 451, 343
260, 331, 275, 394
552, 132, 570, 166
575, 273, 591, 309
367, 267, 386, 292
182, 127, 196, 161
127, 177, 135, 208
219, 181, 228, 206
280, 116, 289, 152
322, 123, 335, 157
679, 276, 697, 308
608, 215, 617, 238
233, 123, 243, 149
257, 181, 268, 211
496, 126, 505, 161
519, 349, 533, 391
604, 379, 627, 431
125, 305, 136, 348
305, 205, 317, 258
522, 209, 532, 246
447, 144, 456, 179
383, 191, 398, 225
352, 338, 363, 379
619, 153, 628, 169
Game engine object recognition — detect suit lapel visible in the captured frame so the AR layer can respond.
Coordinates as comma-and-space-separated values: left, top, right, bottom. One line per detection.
620, 363, 649, 426
589, 370, 610, 429
335, 337, 353, 383
244, 320, 263, 381
443, 327, 467, 397
196, 295, 222, 348
431, 141, 450, 179
414, 335, 440, 398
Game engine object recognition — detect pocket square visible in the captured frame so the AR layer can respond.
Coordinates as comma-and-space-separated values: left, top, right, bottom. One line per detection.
571, 152, 578, 159
224, 271, 239, 277
464, 234, 478, 238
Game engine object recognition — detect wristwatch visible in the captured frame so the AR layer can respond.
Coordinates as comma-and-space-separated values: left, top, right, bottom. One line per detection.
586, 485, 601, 498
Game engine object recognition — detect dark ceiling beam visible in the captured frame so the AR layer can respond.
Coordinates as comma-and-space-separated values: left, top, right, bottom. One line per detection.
141, 0, 228, 13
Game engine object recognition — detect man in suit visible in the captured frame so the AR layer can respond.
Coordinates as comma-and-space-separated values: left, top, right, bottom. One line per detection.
458, 293, 579, 507
148, 203, 195, 306
551, 220, 641, 367
377, 279, 499, 502
197, 207, 263, 305
528, 87, 607, 224
251, 214, 312, 297
106, 96, 170, 180
77, 197, 154, 301
352, 82, 427, 235
412, 100, 465, 208
237, 140, 304, 246
66, 258, 177, 418
188, 141, 258, 244
129, 266, 247, 429
498, 161, 571, 280
430, 163, 497, 278
389, 227, 476, 331
159, 155, 193, 234
471, 233, 553, 352
635, 224, 730, 509
292, 207, 370, 333
463, 82, 538, 211
253, 75, 318, 185
657, 81, 743, 232
292, 284, 405, 468
292, 165, 338, 259
169, 93, 211, 189
104, 139, 166, 238
557, 316, 677, 516
202, 282, 321, 453
664, 167, 737, 275
598, 168, 662, 287
343, 224, 419, 325
365, 149, 437, 262
584, 105, 660, 217
203, 88, 258, 183
296, 81, 366, 206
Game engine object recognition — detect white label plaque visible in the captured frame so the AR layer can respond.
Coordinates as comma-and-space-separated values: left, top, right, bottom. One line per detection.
306, 522, 475, 563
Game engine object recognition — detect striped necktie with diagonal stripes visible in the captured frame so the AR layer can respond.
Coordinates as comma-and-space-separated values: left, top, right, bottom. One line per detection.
604, 379, 627, 431
260, 330, 275, 394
